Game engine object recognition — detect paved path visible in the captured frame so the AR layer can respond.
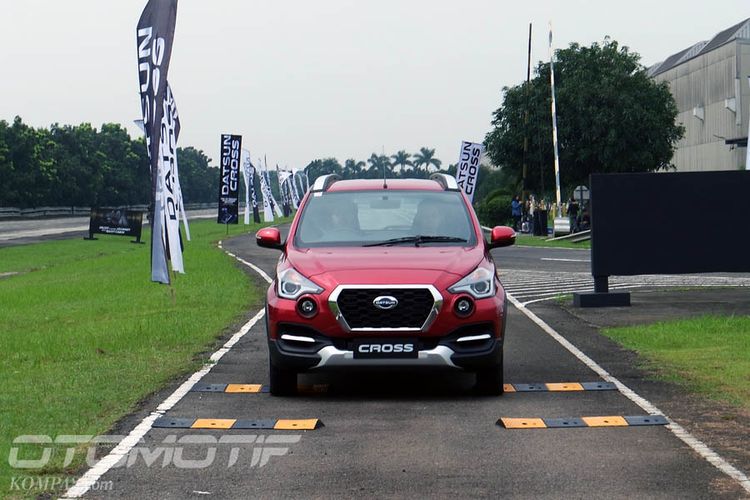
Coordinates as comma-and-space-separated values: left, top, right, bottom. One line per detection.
0, 210, 216, 247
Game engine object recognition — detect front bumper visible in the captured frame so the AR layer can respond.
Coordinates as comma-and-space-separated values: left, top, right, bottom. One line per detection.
268, 326, 503, 372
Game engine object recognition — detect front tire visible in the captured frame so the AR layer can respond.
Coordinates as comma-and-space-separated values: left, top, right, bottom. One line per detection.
269, 360, 297, 396
475, 352, 504, 396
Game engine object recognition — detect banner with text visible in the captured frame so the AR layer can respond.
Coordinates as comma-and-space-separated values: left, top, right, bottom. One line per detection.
288, 171, 300, 209
137, 0, 178, 283
258, 160, 274, 222
87, 209, 144, 242
264, 158, 282, 217
455, 141, 483, 203
241, 149, 261, 224
218, 134, 242, 224
159, 84, 184, 273
168, 83, 190, 242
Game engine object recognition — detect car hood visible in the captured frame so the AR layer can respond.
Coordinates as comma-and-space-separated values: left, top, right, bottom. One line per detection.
286, 245, 486, 286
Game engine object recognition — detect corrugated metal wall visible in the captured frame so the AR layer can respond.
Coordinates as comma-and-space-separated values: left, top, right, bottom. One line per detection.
653, 40, 749, 171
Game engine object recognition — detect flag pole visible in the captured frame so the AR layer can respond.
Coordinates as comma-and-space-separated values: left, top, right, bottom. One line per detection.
549, 21, 563, 217
522, 22, 532, 206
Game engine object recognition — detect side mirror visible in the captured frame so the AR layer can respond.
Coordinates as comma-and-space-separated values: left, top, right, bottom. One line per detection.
489, 226, 516, 248
256, 227, 284, 250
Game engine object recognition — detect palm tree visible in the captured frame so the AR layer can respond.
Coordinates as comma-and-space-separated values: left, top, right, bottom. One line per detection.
343, 158, 366, 179
390, 150, 412, 175
366, 153, 392, 178
412, 147, 442, 173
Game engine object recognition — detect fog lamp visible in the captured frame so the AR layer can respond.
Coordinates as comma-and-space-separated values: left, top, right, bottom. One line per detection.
297, 297, 318, 318
454, 297, 474, 317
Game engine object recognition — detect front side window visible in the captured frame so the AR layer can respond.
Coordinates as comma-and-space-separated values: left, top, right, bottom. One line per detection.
294, 190, 476, 247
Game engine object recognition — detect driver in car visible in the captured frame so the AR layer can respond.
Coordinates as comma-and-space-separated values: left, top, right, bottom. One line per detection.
414, 199, 458, 236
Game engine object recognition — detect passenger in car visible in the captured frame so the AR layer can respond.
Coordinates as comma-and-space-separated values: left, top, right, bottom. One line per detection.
411, 201, 439, 235
329, 202, 359, 231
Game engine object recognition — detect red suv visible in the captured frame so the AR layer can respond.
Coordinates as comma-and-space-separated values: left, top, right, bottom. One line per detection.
256, 173, 515, 395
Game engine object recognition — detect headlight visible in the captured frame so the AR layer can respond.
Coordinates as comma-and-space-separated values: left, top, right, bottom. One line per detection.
277, 267, 323, 299
448, 265, 496, 299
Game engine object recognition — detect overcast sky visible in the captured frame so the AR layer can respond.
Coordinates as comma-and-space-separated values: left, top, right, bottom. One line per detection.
0, 1, 747, 169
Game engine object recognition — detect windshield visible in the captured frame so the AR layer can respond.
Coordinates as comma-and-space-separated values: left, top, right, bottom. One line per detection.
294, 190, 477, 247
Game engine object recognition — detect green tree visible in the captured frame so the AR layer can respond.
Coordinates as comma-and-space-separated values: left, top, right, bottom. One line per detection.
304, 158, 342, 184
0, 117, 226, 208
390, 150, 412, 175
0, 121, 10, 204
412, 147, 442, 172
366, 153, 392, 178
342, 158, 366, 179
95, 123, 149, 206
1, 117, 53, 207
485, 38, 684, 194
177, 147, 217, 204
471, 166, 517, 205
475, 189, 513, 227
48, 122, 102, 207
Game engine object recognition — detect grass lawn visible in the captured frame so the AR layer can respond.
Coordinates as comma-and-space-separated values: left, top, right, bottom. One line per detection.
515, 233, 591, 249
602, 315, 750, 410
0, 220, 268, 498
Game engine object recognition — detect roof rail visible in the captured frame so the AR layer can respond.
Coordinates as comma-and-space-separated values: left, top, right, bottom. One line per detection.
429, 173, 459, 191
310, 174, 342, 192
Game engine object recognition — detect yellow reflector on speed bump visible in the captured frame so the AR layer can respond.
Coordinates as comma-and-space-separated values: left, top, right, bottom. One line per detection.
503, 384, 516, 393
581, 416, 628, 427
545, 383, 584, 392
225, 384, 263, 393
499, 418, 546, 429
191, 419, 237, 429
274, 419, 320, 430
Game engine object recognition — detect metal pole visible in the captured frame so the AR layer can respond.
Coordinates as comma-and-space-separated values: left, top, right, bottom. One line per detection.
522, 23, 532, 204
549, 22, 563, 217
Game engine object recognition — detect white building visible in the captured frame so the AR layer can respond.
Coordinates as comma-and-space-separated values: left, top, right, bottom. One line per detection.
648, 18, 750, 171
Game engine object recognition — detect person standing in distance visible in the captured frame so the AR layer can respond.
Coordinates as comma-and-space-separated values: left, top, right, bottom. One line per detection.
511, 195, 522, 231
567, 196, 580, 233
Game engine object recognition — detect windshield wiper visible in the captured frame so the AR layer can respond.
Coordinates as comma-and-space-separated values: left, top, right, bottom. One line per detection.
363, 235, 468, 247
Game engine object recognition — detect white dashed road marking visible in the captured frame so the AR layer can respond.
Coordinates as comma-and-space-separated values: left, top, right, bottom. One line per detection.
500, 268, 750, 306
540, 257, 591, 262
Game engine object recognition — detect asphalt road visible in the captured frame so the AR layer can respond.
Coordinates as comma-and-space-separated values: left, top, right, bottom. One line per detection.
70, 231, 748, 499
0, 216, 90, 246
0, 210, 217, 247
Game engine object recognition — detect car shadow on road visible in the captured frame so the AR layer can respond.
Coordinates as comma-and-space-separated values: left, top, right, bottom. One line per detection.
293, 369, 493, 400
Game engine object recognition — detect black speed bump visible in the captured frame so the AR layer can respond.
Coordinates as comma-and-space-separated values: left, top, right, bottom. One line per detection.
498, 415, 668, 430
543, 417, 587, 428
192, 383, 229, 393
504, 381, 618, 393
624, 415, 669, 426
152, 417, 322, 430
581, 382, 617, 391
512, 383, 547, 392
233, 419, 277, 430
153, 417, 197, 429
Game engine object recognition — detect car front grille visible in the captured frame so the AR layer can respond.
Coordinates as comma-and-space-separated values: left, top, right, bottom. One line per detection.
332, 286, 437, 330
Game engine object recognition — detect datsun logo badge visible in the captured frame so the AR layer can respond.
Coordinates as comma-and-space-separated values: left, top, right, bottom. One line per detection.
372, 295, 398, 310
